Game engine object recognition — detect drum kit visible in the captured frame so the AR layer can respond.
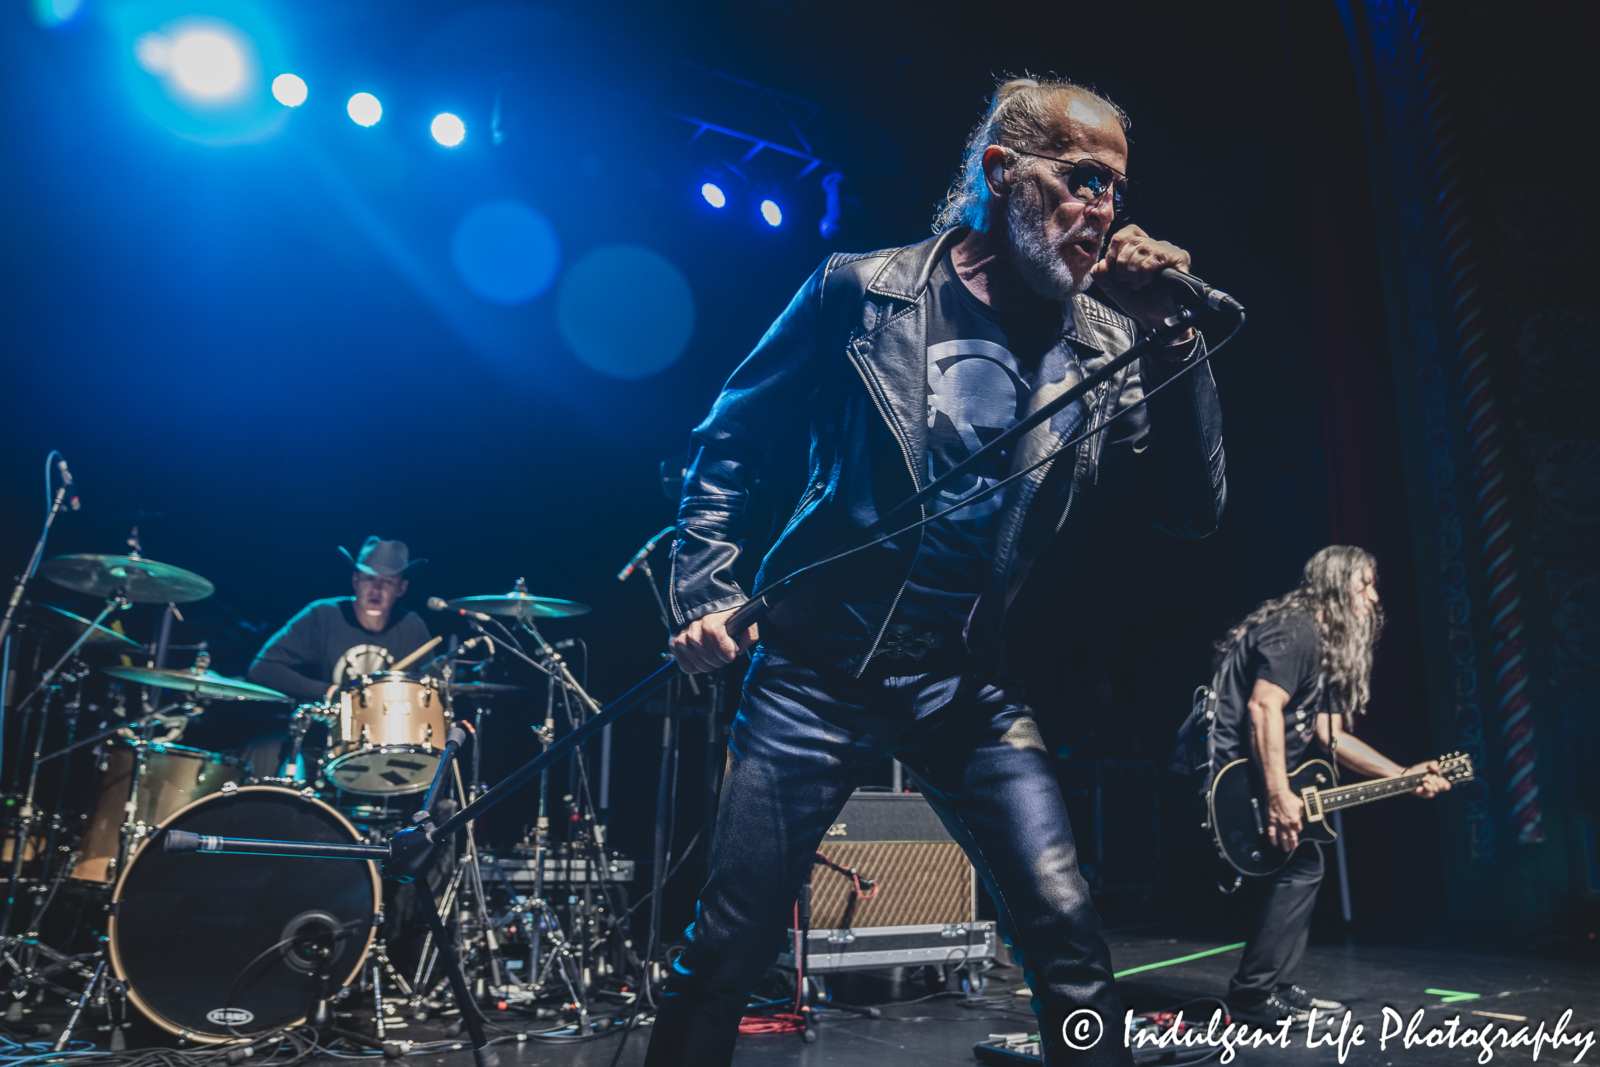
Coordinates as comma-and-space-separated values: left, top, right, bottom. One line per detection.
0, 545, 638, 1048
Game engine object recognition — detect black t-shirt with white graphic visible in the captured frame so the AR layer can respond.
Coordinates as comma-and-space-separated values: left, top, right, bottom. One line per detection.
246, 597, 431, 702
1211, 609, 1326, 770
893, 251, 1066, 636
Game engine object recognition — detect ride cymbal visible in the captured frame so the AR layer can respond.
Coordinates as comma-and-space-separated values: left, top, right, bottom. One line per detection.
448, 593, 591, 619
40, 554, 214, 604
101, 665, 287, 702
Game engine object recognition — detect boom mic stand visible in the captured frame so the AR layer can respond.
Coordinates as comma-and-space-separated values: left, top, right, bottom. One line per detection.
163, 303, 1237, 1059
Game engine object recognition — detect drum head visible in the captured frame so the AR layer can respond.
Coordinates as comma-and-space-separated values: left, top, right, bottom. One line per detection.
325, 746, 442, 796
110, 787, 379, 1042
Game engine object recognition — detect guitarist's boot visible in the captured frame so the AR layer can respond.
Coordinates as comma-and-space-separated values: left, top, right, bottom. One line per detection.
1229, 992, 1311, 1030
1278, 985, 1348, 1016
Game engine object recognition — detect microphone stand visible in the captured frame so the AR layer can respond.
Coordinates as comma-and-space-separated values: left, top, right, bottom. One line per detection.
0, 472, 74, 651
164, 304, 1235, 1046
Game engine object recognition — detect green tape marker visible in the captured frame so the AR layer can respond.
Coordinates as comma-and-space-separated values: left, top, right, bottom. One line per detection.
1114, 942, 1247, 978
1425, 988, 1481, 1003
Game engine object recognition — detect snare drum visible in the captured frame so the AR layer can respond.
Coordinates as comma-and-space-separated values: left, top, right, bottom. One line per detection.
325, 672, 449, 796
73, 741, 248, 884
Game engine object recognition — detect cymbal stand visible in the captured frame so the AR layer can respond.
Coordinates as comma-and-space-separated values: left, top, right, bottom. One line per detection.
10, 594, 128, 718
451, 761, 507, 994
0, 666, 73, 940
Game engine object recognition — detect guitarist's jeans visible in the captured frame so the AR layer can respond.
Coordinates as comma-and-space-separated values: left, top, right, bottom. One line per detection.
643, 640, 1131, 1067
1230, 841, 1324, 1003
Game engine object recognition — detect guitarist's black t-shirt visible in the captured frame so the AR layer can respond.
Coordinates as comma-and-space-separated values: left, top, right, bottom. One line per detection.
1211, 609, 1325, 769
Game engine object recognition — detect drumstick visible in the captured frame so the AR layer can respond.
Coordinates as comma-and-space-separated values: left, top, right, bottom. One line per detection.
389, 636, 443, 674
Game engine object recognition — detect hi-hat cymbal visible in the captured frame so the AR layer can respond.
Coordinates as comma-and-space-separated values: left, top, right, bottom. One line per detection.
40, 554, 214, 604
449, 594, 591, 619
101, 665, 288, 702
38, 605, 144, 650
448, 681, 532, 698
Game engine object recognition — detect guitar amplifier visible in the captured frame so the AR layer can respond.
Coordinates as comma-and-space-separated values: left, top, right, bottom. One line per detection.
811, 790, 976, 928
778, 791, 996, 976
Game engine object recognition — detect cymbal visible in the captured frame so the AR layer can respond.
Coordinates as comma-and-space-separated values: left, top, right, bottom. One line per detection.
448, 594, 591, 619
39, 554, 214, 604
38, 605, 144, 650
101, 665, 288, 702
448, 681, 532, 697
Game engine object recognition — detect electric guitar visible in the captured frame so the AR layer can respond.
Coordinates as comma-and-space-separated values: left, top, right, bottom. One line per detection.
1207, 751, 1474, 877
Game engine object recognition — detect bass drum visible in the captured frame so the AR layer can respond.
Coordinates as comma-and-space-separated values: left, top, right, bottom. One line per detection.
109, 786, 379, 1042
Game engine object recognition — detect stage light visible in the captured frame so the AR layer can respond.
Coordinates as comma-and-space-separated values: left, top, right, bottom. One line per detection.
169, 26, 247, 102
271, 73, 306, 107
35, 0, 83, 28
431, 113, 466, 147
558, 245, 695, 380
451, 200, 561, 306
759, 199, 783, 227
113, 7, 286, 145
347, 92, 382, 127
700, 182, 727, 209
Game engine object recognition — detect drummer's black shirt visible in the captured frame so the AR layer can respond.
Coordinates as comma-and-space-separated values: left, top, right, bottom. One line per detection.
247, 598, 431, 702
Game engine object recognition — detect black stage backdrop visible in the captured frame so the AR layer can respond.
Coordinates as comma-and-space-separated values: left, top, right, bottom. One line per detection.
0, 0, 1504, 948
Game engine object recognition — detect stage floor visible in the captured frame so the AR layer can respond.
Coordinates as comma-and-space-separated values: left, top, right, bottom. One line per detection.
396, 926, 1596, 1066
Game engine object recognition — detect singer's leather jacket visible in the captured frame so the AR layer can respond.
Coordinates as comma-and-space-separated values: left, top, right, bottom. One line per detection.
667, 227, 1226, 676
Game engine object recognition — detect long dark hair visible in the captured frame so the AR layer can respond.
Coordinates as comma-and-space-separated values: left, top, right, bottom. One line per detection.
1215, 546, 1384, 719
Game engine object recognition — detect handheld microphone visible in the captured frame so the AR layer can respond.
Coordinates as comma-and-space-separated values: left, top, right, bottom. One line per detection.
57, 458, 80, 511
1156, 267, 1245, 316
427, 596, 491, 622
617, 526, 675, 582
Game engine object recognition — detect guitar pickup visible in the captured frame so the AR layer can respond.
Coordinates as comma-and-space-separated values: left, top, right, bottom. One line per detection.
1301, 787, 1324, 823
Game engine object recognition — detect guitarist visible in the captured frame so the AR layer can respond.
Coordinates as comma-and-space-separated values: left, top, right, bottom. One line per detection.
1208, 545, 1450, 1027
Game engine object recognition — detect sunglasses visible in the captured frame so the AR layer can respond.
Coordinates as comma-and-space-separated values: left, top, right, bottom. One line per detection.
1007, 149, 1134, 216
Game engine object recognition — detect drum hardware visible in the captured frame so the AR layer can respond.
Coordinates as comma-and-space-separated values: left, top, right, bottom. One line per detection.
11, 596, 131, 719
36, 606, 144, 652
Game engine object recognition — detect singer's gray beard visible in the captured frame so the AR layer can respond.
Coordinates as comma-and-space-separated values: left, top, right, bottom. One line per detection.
1005, 181, 1099, 301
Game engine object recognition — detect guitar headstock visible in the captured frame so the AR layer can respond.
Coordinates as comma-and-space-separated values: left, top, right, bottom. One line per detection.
1437, 751, 1475, 782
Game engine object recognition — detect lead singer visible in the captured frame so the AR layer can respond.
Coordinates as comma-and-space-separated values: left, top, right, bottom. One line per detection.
647, 76, 1227, 1066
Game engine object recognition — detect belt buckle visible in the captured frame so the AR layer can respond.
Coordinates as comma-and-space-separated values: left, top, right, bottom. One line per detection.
875, 624, 944, 662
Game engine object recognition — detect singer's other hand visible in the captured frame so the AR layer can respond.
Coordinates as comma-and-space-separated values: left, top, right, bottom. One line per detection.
1089, 224, 1194, 339
669, 607, 758, 674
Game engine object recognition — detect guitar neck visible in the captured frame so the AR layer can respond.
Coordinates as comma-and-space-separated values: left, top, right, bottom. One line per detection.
1315, 772, 1427, 813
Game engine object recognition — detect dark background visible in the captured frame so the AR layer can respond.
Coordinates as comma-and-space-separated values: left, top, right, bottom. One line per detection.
0, 0, 1483, 949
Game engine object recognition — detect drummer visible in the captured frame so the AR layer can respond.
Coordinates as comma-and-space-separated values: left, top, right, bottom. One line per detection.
240, 537, 431, 775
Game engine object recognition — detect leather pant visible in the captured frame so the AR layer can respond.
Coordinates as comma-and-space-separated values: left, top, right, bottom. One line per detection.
643, 640, 1131, 1067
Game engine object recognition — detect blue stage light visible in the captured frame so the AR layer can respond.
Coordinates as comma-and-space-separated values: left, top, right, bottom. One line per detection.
701, 182, 727, 209
169, 26, 247, 101
451, 200, 561, 306
759, 199, 783, 227
558, 245, 695, 380
112, 6, 287, 145
431, 113, 466, 147
271, 73, 307, 107
347, 92, 382, 127
34, 0, 83, 28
